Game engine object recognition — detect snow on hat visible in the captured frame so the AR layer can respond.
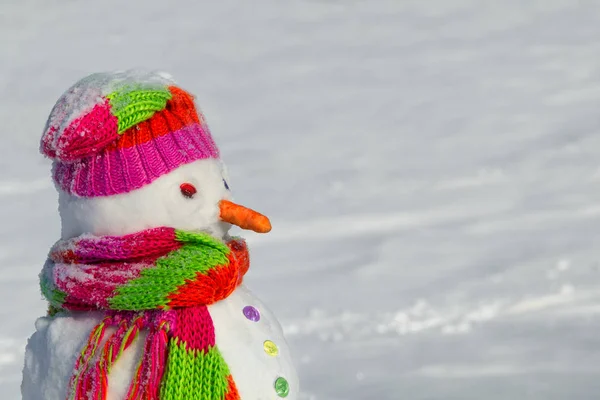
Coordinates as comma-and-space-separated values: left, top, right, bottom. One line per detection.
41, 70, 220, 197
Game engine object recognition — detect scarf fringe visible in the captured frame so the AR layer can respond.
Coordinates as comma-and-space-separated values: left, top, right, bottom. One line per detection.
126, 321, 169, 400
68, 314, 170, 400
68, 318, 109, 400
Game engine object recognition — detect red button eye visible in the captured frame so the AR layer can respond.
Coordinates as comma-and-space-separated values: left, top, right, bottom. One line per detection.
180, 183, 197, 198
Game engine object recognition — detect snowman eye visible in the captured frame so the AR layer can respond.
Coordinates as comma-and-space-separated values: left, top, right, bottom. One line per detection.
223, 179, 230, 190
180, 183, 197, 198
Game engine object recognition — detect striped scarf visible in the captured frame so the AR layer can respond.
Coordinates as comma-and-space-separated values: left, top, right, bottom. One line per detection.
40, 227, 248, 400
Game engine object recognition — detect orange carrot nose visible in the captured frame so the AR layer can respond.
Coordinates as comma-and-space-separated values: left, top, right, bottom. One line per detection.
219, 200, 272, 233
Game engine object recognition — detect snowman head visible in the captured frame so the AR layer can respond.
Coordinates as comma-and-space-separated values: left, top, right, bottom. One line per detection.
41, 70, 270, 239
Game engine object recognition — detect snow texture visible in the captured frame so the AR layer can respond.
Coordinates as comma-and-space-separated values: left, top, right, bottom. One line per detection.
2, 0, 600, 399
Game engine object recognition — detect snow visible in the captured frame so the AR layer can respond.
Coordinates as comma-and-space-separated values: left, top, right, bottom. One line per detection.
2, 0, 600, 399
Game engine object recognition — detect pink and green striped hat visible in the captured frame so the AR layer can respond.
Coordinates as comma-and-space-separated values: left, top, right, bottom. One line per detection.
41, 70, 220, 197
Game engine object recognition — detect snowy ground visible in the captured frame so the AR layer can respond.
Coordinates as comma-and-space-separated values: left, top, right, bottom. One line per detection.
2, 0, 600, 398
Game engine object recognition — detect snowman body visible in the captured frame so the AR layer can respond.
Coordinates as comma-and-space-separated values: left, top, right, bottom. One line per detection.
22, 285, 298, 400
22, 70, 298, 400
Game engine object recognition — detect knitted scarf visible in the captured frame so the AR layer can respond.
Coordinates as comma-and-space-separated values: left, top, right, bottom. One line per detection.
40, 227, 248, 400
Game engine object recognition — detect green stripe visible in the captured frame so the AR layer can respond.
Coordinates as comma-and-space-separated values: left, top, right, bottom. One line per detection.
108, 232, 230, 310
106, 84, 172, 133
40, 273, 67, 309
160, 342, 231, 400
174, 230, 230, 256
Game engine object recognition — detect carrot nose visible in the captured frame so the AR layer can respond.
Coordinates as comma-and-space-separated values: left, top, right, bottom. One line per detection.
219, 200, 272, 233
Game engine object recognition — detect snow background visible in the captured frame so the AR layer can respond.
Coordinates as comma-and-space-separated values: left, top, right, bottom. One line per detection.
2, 0, 600, 398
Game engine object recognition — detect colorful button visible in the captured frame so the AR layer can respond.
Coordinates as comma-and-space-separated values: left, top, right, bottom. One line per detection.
263, 340, 279, 356
242, 305, 260, 322
274, 377, 289, 398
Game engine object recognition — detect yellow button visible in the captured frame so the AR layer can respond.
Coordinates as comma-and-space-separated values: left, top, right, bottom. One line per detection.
263, 340, 279, 356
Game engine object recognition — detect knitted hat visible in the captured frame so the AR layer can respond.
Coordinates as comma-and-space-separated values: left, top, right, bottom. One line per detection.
41, 70, 220, 197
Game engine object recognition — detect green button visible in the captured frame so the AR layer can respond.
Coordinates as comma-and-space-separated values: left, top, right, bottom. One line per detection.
274, 376, 290, 398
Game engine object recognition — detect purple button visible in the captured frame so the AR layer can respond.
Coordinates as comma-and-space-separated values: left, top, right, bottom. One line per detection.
243, 305, 260, 322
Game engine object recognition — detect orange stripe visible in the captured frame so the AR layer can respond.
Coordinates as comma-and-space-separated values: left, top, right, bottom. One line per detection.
166, 241, 249, 307
224, 375, 241, 400
105, 86, 200, 151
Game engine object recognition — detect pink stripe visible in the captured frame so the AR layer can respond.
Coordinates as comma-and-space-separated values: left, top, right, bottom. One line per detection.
49, 227, 181, 309
54, 123, 219, 197
51, 227, 179, 263
171, 306, 215, 352
54, 99, 119, 162
54, 263, 148, 309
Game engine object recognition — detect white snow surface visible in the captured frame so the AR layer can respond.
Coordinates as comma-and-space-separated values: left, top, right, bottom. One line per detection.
2, 0, 600, 399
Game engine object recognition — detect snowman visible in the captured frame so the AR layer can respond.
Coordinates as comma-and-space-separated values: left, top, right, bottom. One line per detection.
21, 71, 298, 400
